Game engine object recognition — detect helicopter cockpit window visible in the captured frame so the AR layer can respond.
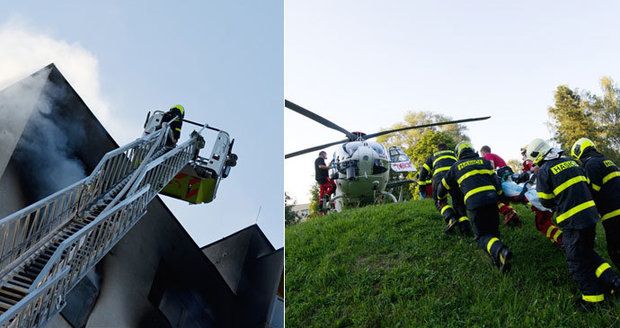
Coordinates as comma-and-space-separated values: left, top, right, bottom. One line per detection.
370, 143, 386, 156
391, 154, 409, 162
344, 143, 360, 156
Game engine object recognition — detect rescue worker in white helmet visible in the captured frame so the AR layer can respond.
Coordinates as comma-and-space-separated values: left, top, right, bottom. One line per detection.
437, 142, 512, 272
528, 138, 620, 310
419, 143, 471, 235
571, 138, 620, 269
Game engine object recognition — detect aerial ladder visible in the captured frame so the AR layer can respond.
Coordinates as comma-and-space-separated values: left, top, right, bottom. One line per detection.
0, 114, 237, 327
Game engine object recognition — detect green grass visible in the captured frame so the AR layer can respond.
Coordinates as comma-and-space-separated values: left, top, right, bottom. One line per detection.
285, 199, 620, 327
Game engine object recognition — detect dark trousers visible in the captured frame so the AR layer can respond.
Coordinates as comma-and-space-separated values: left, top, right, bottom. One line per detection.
562, 226, 611, 299
432, 176, 456, 223
468, 204, 506, 259
603, 218, 620, 270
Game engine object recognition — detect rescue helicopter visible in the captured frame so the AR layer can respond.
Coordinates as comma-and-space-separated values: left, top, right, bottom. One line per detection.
285, 100, 490, 212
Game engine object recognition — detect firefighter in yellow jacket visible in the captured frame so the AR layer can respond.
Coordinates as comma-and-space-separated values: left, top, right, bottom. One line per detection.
419, 143, 471, 235
527, 138, 620, 310
571, 138, 620, 269
437, 142, 512, 272
161, 104, 185, 147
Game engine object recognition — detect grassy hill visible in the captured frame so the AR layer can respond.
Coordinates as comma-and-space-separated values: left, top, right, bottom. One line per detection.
285, 199, 620, 327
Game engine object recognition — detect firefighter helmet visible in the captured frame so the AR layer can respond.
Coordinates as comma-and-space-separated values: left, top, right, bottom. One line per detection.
172, 104, 185, 115
570, 138, 595, 160
455, 141, 474, 159
526, 138, 552, 165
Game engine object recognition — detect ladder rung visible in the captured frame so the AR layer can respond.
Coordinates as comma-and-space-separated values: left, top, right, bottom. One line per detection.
0, 289, 23, 302
0, 294, 18, 306
0, 300, 14, 311
18, 270, 37, 280
1, 287, 26, 298
5, 281, 29, 293
13, 275, 32, 284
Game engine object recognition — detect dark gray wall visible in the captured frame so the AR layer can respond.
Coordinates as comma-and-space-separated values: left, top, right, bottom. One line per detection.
202, 226, 284, 327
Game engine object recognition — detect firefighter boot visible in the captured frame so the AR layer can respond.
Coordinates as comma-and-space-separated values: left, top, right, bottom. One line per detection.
445, 217, 458, 234
574, 296, 608, 312
497, 246, 512, 273
484, 236, 512, 273
595, 262, 620, 298
457, 216, 472, 236
499, 202, 521, 227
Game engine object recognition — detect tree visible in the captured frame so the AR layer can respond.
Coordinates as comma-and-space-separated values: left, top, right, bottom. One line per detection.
547, 85, 601, 152
406, 130, 458, 169
285, 193, 299, 226
586, 77, 620, 162
308, 183, 320, 217
547, 79, 620, 163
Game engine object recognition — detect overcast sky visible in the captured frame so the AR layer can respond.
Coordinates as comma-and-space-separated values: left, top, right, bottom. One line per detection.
0, 1, 283, 248
285, 0, 620, 203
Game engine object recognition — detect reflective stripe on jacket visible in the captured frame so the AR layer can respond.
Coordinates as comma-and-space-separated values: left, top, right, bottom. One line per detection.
537, 157, 598, 229
582, 151, 620, 222
438, 152, 501, 210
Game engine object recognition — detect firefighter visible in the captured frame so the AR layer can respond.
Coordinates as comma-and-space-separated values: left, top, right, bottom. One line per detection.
505, 146, 564, 247
419, 143, 471, 235
438, 142, 512, 272
161, 104, 185, 147
571, 138, 620, 269
526, 138, 620, 309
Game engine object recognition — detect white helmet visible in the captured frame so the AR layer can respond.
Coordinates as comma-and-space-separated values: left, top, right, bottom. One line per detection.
526, 138, 552, 165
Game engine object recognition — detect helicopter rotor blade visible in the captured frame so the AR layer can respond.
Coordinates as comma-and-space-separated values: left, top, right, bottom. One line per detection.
285, 139, 349, 159
285, 100, 357, 141
362, 116, 491, 140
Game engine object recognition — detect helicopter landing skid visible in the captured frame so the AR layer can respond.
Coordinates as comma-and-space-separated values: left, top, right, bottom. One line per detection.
376, 191, 397, 204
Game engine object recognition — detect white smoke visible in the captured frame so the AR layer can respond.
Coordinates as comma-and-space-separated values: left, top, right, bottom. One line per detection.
0, 18, 125, 200
0, 17, 127, 140
10, 71, 89, 199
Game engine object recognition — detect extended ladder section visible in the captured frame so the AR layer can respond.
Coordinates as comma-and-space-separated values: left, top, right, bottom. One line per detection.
0, 122, 230, 327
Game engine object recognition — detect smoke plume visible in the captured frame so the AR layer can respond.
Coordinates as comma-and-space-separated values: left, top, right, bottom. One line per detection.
9, 67, 88, 200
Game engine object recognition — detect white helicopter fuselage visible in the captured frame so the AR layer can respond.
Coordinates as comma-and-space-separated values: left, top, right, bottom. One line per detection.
329, 140, 390, 211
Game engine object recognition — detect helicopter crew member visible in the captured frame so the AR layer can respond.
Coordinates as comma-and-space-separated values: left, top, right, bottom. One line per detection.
161, 104, 185, 147
480, 145, 521, 227
438, 142, 512, 272
315, 151, 335, 210
571, 138, 620, 269
527, 138, 620, 309
419, 143, 471, 235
